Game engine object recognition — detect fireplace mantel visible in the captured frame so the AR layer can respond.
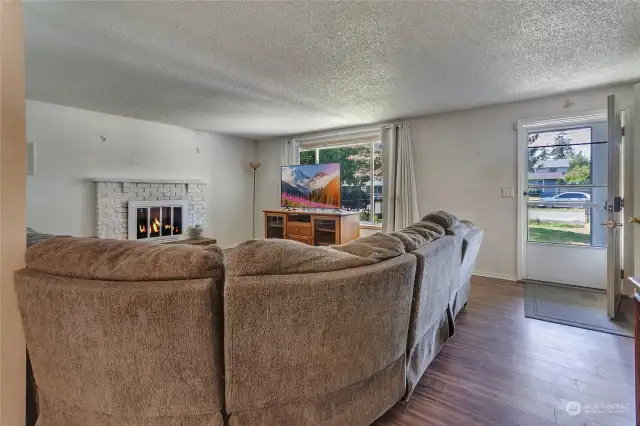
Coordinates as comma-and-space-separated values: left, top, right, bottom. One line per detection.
91, 178, 206, 184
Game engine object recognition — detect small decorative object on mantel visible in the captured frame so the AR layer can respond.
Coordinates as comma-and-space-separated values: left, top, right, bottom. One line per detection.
189, 224, 204, 239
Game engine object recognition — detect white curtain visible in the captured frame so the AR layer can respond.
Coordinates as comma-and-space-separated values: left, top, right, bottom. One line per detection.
281, 138, 299, 166
382, 122, 420, 232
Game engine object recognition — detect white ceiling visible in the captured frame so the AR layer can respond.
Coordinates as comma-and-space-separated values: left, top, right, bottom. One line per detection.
24, 1, 640, 140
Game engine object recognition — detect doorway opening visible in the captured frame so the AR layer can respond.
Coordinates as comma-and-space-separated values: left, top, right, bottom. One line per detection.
517, 99, 631, 333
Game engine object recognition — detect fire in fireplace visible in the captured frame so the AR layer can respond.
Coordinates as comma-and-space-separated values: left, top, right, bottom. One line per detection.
136, 206, 182, 239
129, 201, 187, 241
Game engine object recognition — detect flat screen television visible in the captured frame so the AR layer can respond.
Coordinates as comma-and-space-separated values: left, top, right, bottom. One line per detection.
281, 163, 341, 209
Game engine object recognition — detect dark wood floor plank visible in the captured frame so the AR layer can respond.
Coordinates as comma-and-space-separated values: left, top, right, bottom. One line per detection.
375, 276, 637, 426
439, 344, 633, 394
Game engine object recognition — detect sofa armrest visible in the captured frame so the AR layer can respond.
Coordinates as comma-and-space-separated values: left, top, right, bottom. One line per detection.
461, 228, 483, 286
224, 254, 416, 414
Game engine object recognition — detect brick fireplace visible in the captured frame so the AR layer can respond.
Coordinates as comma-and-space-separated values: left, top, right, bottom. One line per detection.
93, 178, 206, 240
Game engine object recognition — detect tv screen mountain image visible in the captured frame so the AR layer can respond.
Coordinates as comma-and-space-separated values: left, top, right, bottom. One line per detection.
281, 163, 341, 209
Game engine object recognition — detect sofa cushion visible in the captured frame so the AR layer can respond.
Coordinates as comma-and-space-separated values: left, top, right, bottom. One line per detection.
404, 223, 444, 241
389, 219, 446, 252
25, 237, 224, 281
227, 239, 384, 277
421, 211, 460, 229
389, 230, 428, 252
410, 221, 446, 237
333, 232, 405, 260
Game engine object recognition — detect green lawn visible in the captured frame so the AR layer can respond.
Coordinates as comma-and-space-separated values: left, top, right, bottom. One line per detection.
528, 223, 590, 245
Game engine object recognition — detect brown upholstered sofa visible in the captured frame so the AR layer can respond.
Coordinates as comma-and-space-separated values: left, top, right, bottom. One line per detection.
16, 211, 481, 426
16, 239, 227, 426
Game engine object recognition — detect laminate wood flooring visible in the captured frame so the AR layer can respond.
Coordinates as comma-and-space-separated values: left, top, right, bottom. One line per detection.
374, 276, 636, 426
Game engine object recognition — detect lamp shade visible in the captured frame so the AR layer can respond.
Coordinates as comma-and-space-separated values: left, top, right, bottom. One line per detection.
249, 161, 262, 170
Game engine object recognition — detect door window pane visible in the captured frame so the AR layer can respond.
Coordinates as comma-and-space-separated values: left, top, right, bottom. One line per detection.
527, 125, 607, 247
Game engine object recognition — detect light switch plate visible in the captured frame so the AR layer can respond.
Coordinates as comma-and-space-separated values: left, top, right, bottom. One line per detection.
501, 187, 515, 198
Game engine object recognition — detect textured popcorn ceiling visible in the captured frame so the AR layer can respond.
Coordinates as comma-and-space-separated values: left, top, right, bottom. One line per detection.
24, 1, 640, 139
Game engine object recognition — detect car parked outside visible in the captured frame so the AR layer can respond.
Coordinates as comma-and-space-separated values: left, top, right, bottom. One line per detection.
536, 192, 590, 208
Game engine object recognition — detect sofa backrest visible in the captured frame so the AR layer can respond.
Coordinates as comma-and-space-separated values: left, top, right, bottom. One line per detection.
223, 237, 416, 424
15, 237, 227, 425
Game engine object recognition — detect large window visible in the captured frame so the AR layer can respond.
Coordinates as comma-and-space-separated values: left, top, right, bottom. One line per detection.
300, 142, 382, 225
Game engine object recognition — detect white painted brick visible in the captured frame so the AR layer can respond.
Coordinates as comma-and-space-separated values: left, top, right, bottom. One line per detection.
96, 179, 205, 241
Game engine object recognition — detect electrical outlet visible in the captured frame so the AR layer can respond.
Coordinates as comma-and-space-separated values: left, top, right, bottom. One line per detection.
501, 187, 515, 198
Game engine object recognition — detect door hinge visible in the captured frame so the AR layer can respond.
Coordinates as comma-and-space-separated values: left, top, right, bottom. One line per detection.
621, 269, 625, 279
621, 126, 625, 137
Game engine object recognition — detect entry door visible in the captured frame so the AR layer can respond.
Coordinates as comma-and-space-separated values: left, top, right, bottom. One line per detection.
606, 94, 623, 318
524, 120, 609, 289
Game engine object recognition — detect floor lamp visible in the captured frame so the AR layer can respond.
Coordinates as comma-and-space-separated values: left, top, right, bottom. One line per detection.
249, 161, 261, 238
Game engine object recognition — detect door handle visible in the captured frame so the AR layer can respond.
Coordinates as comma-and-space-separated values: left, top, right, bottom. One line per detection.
629, 217, 640, 224
600, 220, 623, 228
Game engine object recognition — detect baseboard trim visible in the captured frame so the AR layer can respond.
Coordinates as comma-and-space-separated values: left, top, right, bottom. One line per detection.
473, 270, 518, 282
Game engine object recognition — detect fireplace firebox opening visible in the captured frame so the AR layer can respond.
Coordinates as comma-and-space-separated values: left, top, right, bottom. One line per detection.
129, 201, 188, 242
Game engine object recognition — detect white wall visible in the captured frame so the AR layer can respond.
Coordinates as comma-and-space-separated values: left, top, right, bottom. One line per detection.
255, 84, 636, 279
409, 83, 634, 280
255, 138, 284, 236
27, 100, 256, 247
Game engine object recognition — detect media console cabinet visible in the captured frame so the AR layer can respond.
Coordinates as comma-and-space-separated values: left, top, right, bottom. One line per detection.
264, 210, 360, 246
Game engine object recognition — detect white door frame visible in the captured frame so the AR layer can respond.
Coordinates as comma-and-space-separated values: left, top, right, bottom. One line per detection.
632, 84, 640, 294
516, 109, 607, 281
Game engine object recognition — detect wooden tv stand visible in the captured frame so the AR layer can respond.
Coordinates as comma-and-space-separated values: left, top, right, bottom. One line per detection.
264, 210, 360, 246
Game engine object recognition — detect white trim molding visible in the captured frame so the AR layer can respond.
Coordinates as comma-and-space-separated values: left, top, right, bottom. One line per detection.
91, 178, 206, 184
295, 124, 381, 148
473, 270, 518, 282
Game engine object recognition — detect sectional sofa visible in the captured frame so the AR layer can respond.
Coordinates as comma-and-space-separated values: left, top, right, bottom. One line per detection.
15, 211, 482, 426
